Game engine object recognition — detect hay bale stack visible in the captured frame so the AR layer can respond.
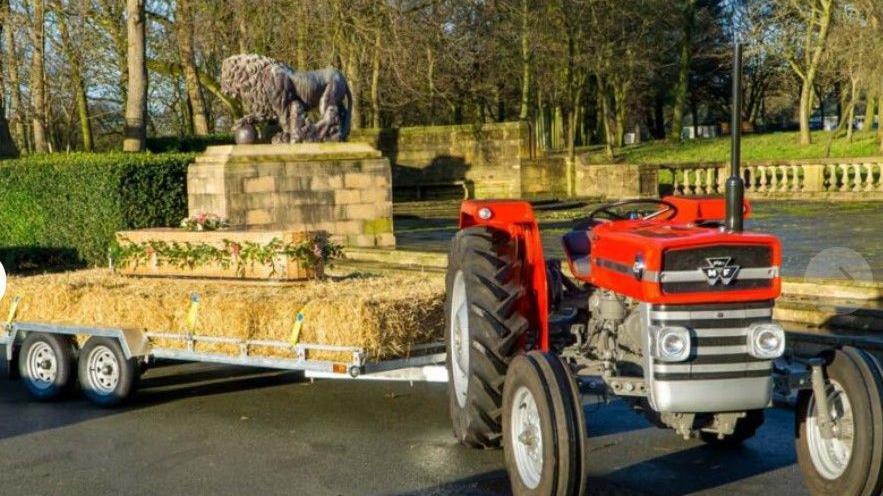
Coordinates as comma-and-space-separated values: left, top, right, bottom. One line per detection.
5, 270, 445, 361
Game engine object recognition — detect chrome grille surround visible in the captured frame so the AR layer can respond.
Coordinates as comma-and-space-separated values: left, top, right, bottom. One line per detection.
642, 301, 776, 413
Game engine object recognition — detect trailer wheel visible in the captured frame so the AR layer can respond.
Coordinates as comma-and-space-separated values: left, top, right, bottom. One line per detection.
78, 337, 138, 407
700, 410, 765, 447
502, 352, 588, 496
445, 226, 529, 448
796, 348, 883, 496
18, 332, 76, 401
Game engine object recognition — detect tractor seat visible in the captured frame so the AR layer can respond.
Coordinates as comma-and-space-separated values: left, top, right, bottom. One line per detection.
562, 230, 591, 278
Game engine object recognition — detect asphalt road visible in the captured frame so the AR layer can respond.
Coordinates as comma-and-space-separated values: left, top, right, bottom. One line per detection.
0, 357, 808, 496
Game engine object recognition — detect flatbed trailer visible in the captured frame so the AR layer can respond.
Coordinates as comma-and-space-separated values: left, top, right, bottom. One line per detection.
1, 319, 447, 407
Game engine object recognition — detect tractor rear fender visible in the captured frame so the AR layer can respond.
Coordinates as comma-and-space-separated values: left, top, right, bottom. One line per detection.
459, 200, 549, 352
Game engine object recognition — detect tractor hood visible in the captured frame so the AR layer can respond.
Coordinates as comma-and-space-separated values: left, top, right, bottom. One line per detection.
585, 219, 781, 305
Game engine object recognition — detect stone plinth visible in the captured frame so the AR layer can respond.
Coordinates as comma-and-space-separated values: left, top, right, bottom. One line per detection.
187, 143, 395, 247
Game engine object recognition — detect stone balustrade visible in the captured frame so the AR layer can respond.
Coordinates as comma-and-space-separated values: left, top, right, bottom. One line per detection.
663, 157, 883, 200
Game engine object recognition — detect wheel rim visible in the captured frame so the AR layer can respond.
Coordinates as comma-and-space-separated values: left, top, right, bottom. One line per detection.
807, 379, 855, 480
511, 386, 544, 489
26, 341, 58, 389
86, 345, 120, 395
450, 270, 470, 408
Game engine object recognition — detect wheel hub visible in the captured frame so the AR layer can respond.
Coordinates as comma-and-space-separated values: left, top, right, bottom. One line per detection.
449, 270, 470, 408
511, 386, 543, 489
26, 341, 58, 389
807, 379, 855, 480
87, 345, 120, 394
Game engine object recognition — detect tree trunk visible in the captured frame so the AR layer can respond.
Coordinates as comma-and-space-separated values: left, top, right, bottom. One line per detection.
346, 44, 361, 130
29, 0, 48, 153
0, 3, 17, 157
669, 0, 695, 141
877, 91, 883, 153
613, 81, 629, 148
123, 0, 147, 152
295, 2, 306, 68
74, 71, 93, 151
370, 23, 381, 129
518, 0, 530, 120
55, 0, 93, 151
2, 0, 23, 153
793, 0, 833, 146
176, 0, 208, 136
864, 89, 876, 134
798, 81, 814, 145
845, 79, 857, 142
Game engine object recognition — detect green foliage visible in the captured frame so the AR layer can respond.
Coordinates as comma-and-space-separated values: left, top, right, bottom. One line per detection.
113, 234, 344, 280
146, 134, 233, 153
582, 131, 881, 166
0, 152, 195, 271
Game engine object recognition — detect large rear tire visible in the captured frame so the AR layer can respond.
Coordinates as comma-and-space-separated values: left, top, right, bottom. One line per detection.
445, 226, 529, 448
796, 348, 883, 496
502, 352, 588, 496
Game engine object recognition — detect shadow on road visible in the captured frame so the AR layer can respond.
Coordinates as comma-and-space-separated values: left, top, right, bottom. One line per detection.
0, 357, 304, 442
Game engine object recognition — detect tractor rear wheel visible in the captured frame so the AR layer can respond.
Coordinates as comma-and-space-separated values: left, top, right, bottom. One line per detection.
796, 348, 883, 496
445, 226, 529, 448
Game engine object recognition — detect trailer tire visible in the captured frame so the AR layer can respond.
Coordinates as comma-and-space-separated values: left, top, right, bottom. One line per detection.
700, 410, 764, 447
502, 352, 587, 496
18, 333, 76, 401
796, 348, 883, 496
78, 337, 138, 408
446, 226, 529, 448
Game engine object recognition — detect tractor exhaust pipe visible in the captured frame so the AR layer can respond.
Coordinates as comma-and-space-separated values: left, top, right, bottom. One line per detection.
725, 42, 744, 233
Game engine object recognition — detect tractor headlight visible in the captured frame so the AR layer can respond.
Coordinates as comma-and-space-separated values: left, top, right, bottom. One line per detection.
652, 326, 691, 362
747, 323, 785, 359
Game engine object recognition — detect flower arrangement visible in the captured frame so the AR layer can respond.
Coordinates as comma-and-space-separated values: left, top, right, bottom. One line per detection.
180, 213, 229, 232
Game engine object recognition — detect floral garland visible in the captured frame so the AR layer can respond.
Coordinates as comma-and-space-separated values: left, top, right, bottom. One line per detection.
111, 234, 344, 279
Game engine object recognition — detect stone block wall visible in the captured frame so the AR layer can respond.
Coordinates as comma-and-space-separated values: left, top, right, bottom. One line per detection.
188, 143, 395, 247
520, 156, 568, 198
351, 121, 532, 199
575, 160, 659, 199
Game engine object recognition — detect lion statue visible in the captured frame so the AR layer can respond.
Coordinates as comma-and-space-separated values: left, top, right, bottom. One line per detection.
221, 54, 352, 143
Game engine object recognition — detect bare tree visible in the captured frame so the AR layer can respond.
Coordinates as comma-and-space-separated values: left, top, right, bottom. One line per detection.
175, 0, 208, 135
777, 0, 835, 145
0, 0, 18, 157
122, 0, 146, 151
27, 0, 49, 152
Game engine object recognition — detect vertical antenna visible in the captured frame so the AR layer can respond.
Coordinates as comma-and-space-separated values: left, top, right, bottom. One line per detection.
725, 41, 744, 232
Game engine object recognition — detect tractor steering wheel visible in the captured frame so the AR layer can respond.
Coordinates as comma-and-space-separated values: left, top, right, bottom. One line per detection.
575, 199, 679, 229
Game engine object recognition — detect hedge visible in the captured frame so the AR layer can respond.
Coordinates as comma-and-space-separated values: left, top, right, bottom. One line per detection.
146, 134, 233, 153
0, 152, 195, 272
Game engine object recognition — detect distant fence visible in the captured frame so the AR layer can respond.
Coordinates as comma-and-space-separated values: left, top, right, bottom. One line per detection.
661, 157, 883, 200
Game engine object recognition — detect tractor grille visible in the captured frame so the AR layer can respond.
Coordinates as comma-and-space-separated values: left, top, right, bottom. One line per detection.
649, 301, 774, 381
660, 245, 774, 294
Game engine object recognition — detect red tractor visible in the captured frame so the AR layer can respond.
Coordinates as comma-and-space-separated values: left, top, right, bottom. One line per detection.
443, 44, 883, 496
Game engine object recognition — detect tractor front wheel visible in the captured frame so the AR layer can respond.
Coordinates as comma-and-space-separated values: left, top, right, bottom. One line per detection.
796, 348, 883, 496
502, 352, 588, 496
445, 226, 529, 448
